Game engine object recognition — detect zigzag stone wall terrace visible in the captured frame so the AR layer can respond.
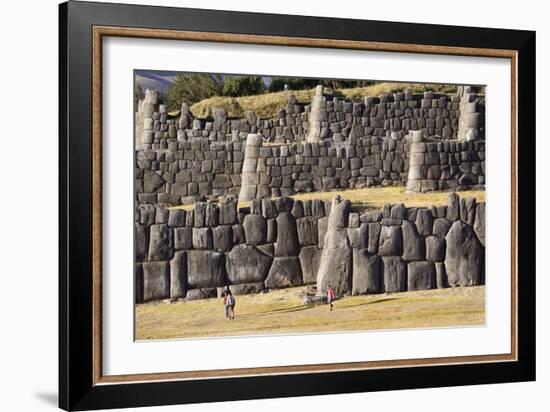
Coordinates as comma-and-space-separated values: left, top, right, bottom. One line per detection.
135, 193, 485, 302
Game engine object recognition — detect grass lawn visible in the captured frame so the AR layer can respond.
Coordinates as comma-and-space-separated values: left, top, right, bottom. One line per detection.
135, 285, 485, 340
170, 185, 486, 212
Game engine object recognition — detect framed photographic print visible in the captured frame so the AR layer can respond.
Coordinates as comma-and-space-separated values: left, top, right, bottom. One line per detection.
59, 1, 536, 410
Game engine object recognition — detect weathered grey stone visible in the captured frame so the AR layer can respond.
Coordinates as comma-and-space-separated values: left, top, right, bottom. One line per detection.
408, 261, 436, 291
139, 204, 155, 226
390, 203, 407, 219
433, 218, 453, 237
297, 216, 318, 246
148, 224, 172, 261
460, 197, 477, 225
311, 199, 325, 219
415, 209, 434, 236
226, 244, 273, 284
212, 225, 233, 252
367, 222, 381, 254
205, 203, 219, 226
447, 193, 460, 221
352, 250, 381, 295
143, 261, 170, 301
318, 217, 328, 248
243, 214, 267, 246
382, 257, 407, 293
135, 223, 149, 261
275, 212, 300, 257
143, 171, 165, 193
224, 282, 265, 296
381, 218, 402, 226
316, 227, 352, 295
232, 224, 245, 244
186, 288, 217, 300
275, 196, 294, 212
402, 221, 425, 261
265, 257, 303, 288
362, 210, 382, 223
265, 218, 276, 243
192, 227, 213, 250
155, 207, 169, 224
347, 223, 369, 249
445, 221, 484, 286
167, 209, 186, 228
295, 241, 321, 285
135, 263, 143, 303
257, 243, 274, 257
435, 262, 448, 288
473, 202, 485, 246
378, 225, 403, 256
170, 251, 187, 299
348, 213, 360, 228
219, 196, 238, 225
291, 200, 304, 219
186, 250, 226, 288
193, 202, 207, 227
328, 198, 351, 228
426, 236, 446, 261
174, 227, 192, 250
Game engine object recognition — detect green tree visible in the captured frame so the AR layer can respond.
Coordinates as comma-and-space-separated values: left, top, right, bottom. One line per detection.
165, 73, 223, 111
134, 83, 144, 108
222, 76, 265, 97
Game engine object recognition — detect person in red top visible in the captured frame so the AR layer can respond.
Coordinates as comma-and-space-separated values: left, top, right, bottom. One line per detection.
326, 285, 335, 311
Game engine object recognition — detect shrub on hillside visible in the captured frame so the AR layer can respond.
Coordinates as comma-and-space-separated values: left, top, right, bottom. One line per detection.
222, 76, 266, 97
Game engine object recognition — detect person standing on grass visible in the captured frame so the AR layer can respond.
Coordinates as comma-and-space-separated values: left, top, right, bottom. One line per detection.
223, 287, 230, 319
327, 285, 335, 311
227, 289, 236, 320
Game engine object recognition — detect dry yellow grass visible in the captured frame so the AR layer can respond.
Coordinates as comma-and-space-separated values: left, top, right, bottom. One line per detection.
190, 82, 458, 119
170, 186, 485, 212
135, 286, 485, 340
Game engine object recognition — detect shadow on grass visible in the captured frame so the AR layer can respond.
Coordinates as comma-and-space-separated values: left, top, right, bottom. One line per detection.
239, 305, 311, 319
339, 297, 400, 309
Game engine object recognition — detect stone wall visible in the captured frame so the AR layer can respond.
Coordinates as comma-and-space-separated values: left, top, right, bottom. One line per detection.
135, 193, 485, 303
135, 85, 486, 205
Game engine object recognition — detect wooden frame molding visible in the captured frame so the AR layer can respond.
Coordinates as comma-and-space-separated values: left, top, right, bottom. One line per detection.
92, 26, 518, 386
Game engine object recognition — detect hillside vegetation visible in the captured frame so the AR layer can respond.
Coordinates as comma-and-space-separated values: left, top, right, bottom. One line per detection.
189, 82, 458, 119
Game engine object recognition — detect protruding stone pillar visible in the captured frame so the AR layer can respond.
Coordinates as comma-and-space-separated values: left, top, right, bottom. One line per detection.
306, 85, 327, 143
316, 196, 352, 296
136, 89, 159, 147
178, 102, 190, 129
457, 85, 483, 141
406, 130, 425, 192
238, 134, 267, 201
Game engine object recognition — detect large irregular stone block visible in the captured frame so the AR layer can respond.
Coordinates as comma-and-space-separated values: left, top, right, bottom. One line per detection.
446, 193, 460, 221
367, 223, 381, 254
435, 262, 448, 288
460, 197, 477, 225
174, 227, 193, 250
328, 198, 351, 228
170, 251, 187, 299
299, 246, 322, 284
243, 214, 267, 246
347, 223, 368, 249
135, 223, 149, 262
297, 216, 318, 246
168, 209, 186, 227
274, 212, 300, 257
415, 209, 434, 236
352, 250, 381, 295
473, 202, 485, 246
316, 227, 352, 295
378, 225, 403, 256
148, 224, 173, 261
212, 225, 233, 252
266, 219, 277, 243
426, 236, 446, 261
221, 282, 265, 296
265, 257, 303, 288
219, 196, 238, 225
186, 288, 217, 300
382, 257, 407, 293
433, 218, 453, 237
142, 261, 170, 301
192, 227, 213, 250
226, 244, 273, 284
143, 171, 165, 193
408, 261, 436, 291
318, 217, 328, 248
402, 221, 425, 261
445, 221, 484, 286
187, 250, 226, 288
193, 202, 207, 227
